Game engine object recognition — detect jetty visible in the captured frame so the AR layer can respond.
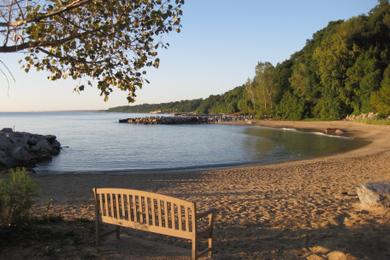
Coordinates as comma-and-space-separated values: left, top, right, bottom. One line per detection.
119, 115, 209, 124
118, 114, 253, 125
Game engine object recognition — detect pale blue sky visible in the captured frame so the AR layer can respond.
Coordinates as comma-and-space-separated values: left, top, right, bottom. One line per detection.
0, 0, 378, 112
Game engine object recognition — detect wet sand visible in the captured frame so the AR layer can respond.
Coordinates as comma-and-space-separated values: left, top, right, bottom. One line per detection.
29, 120, 390, 259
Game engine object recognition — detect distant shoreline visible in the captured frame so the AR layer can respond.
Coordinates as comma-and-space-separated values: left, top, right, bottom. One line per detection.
0, 110, 101, 113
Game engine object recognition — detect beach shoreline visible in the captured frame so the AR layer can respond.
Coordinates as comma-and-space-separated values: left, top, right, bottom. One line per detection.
27, 120, 390, 259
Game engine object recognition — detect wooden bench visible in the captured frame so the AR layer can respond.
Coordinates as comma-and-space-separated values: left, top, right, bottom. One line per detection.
93, 188, 216, 259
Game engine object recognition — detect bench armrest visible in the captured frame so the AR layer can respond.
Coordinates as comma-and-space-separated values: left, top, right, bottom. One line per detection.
196, 208, 216, 219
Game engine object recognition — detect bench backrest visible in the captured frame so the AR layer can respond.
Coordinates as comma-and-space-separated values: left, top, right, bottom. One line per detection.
93, 188, 196, 240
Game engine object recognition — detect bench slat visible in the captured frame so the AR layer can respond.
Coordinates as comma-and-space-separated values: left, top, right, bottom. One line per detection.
178, 205, 183, 231
151, 198, 156, 226
127, 194, 131, 221
121, 194, 126, 219
132, 195, 137, 222
139, 196, 144, 224
157, 199, 162, 227
104, 193, 109, 217
164, 200, 168, 228
145, 197, 150, 225
185, 206, 189, 232
109, 193, 115, 218
171, 202, 175, 229
115, 194, 120, 219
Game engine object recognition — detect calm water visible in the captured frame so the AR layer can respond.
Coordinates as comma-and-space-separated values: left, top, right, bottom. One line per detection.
0, 112, 365, 173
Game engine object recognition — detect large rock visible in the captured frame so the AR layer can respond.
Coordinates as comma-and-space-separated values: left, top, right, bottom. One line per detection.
324, 128, 345, 136
0, 128, 61, 170
356, 182, 390, 207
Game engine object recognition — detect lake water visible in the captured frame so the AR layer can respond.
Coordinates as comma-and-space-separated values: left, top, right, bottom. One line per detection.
0, 112, 365, 173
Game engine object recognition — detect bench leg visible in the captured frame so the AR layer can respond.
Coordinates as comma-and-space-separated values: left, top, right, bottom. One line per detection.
116, 226, 120, 239
208, 213, 214, 258
192, 238, 197, 260
95, 221, 100, 246
208, 237, 212, 258
94, 188, 100, 246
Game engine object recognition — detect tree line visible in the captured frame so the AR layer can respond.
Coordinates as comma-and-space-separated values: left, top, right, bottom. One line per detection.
109, 1, 390, 119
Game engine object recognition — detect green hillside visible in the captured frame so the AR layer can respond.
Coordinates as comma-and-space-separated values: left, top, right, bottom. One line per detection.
108, 1, 390, 119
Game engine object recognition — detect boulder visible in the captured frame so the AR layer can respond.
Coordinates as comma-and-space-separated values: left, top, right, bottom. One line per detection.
309, 245, 330, 255
1, 128, 13, 134
45, 135, 57, 143
27, 136, 38, 146
0, 150, 13, 169
327, 251, 357, 260
324, 128, 345, 135
0, 128, 61, 170
306, 254, 325, 260
334, 129, 345, 135
356, 182, 390, 208
11, 146, 32, 162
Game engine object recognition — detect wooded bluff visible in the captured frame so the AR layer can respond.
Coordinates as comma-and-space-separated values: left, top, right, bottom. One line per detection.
108, 1, 390, 120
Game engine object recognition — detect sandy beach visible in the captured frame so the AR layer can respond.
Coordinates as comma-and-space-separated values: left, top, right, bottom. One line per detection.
3, 120, 389, 259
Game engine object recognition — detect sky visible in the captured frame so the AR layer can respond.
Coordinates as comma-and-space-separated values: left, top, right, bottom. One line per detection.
0, 0, 378, 112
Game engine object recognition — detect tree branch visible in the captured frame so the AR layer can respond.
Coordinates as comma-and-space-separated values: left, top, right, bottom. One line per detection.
0, 0, 91, 27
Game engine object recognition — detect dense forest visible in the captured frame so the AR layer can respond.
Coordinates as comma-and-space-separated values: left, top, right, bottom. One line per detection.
108, 1, 390, 120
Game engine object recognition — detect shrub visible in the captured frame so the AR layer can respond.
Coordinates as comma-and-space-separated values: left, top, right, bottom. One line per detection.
0, 168, 38, 227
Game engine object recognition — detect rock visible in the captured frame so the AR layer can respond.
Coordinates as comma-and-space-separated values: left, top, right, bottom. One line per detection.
11, 146, 32, 162
0, 135, 12, 149
45, 135, 57, 143
327, 251, 357, 260
0, 130, 61, 170
1, 128, 13, 133
0, 150, 13, 168
356, 182, 390, 207
327, 251, 347, 260
35, 139, 52, 152
306, 254, 325, 260
309, 245, 330, 255
27, 136, 38, 146
324, 128, 345, 135
344, 112, 385, 121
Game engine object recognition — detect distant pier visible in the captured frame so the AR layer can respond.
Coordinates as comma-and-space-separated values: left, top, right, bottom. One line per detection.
118, 114, 252, 125
119, 116, 209, 124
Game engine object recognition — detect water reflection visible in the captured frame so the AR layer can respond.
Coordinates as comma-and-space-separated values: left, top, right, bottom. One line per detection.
243, 127, 367, 162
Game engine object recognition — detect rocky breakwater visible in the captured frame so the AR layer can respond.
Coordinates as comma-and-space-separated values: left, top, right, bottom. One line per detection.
119, 116, 210, 124
0, 128, 61, 170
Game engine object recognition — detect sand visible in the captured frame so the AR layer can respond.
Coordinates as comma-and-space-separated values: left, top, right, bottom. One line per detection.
12, 121, 390, 259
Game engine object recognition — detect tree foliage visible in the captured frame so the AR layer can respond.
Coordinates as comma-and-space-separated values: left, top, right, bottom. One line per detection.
0, 0, 184, 102
110, 1, 390, 118
276, 91, 304, 120
371, 65, 390, 115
